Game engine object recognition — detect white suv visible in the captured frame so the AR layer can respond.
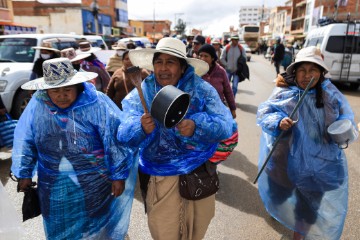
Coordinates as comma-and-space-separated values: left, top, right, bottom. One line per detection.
0, 34, 79, 119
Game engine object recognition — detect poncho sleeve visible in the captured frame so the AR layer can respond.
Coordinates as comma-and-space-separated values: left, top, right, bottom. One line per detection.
186, 79, 233, 143
257, 87, 298, 137
97, 94, 135, 180
11, 97, 39, 178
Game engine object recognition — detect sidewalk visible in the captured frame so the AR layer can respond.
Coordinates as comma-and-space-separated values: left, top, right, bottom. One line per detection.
0, 147, 12, 160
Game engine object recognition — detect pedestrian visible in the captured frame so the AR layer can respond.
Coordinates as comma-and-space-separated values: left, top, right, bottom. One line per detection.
11, 58, 138, 240
220, 34, 247, 97
106, 42, 127, 76
106, 50, 150, 110
186, 34, 205, 58
77, 41, 111, 93
30, 42, 60, 80
198, 44, 236, 118
117, 37, 234, 240
185, 34, 194, 53
211, 39, 223, 64
256, 46, 358, 240
60, 47, 90, 71
272, 38, 285, 76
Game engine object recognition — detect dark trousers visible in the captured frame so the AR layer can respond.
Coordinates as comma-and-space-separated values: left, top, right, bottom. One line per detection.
274, 61, 281, 75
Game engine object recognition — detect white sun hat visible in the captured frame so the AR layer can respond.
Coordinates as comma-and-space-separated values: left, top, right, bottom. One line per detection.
60, 48, 90, 62
32, 42, 60, 52
21, 58, 98, 90
286, 46, 329, 75
128, 37, 209, 76
76, 41, 101, 55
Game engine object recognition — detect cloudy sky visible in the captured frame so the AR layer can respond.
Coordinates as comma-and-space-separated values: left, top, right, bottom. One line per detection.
128, 0, 287, 37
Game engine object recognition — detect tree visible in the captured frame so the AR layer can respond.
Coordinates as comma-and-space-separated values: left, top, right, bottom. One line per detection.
175, 18, 186, 36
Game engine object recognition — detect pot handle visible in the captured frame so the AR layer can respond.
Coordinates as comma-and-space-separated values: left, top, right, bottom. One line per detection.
338, 139, 349, 149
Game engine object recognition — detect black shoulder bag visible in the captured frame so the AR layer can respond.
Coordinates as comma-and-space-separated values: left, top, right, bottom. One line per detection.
179, 161, 219, 200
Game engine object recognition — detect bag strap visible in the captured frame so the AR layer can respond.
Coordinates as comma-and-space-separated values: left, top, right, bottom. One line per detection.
5, 113, 12, 120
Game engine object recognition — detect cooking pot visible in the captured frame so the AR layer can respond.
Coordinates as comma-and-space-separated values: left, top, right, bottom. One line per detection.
327, 119, 358, 149
151, 85, 190, 128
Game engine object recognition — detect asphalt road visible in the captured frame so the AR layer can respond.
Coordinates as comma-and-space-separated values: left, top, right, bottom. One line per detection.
1, 53, 359, 239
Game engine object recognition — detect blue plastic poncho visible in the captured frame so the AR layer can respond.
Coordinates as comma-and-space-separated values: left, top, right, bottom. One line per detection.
11, 82, 138, 240
117, 65, 233, 176
256, 79, 358, 239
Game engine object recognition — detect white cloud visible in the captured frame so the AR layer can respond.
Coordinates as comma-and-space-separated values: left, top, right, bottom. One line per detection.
128, 0, 286, 37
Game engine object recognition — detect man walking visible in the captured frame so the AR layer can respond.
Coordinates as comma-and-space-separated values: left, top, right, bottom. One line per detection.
220, 34, 247, 97
272, 38, 285, 76
186, 34, 205, 58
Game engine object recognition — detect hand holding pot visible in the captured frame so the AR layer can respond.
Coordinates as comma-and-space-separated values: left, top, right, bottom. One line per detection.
177, 119, 195, 137
141, 113, 155, 134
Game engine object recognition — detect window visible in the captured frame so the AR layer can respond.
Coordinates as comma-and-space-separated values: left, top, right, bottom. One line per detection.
304, 37, 323, 48
326, 36, 360, 54
0, 38, 37, 63
0, 0, 8, 8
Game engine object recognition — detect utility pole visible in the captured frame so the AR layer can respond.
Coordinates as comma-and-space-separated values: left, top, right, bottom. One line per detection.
91, 0, 99, 35
152, 1, 155, 43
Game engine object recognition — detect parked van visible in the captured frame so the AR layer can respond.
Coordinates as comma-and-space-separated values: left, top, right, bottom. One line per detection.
0, 34, 78, 118
304, 21, 360, 89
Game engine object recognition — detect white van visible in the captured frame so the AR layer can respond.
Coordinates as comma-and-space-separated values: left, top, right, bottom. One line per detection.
0, 34, 78, 118
304, 22, 360, 90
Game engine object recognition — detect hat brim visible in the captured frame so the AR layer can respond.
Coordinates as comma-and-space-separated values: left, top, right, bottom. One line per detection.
112, 46, 127, 50
70, 53, 91, 62
21, 71, 98, 90
286, 57, 329, 75
128, 48, 209, 76
76, 47, 101, 55
32, 46, 60, 52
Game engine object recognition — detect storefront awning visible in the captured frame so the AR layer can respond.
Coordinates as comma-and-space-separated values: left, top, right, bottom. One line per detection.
0, 21, 36, 35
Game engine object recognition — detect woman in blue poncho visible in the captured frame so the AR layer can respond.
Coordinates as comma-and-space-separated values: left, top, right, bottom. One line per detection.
256, 47, 358, 240
11, 58, 137, 240
117, 37, 234, 240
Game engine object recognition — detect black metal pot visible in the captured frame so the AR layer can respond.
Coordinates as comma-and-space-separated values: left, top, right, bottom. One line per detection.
151, 85, 190, 128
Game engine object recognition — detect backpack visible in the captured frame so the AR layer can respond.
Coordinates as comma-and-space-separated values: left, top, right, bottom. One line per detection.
225, 44, 250, 81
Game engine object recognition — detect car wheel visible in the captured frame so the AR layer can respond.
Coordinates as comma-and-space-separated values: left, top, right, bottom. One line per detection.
10, 90, 32, 119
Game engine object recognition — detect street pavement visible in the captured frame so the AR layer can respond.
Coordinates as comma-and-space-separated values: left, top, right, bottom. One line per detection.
1, 53, 359, 239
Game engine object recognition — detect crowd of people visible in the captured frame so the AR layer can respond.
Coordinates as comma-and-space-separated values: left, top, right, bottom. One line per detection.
0, 32, 358, 240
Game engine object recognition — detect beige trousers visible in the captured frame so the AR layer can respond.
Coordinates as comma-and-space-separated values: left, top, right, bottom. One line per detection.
146, 175, 215, 240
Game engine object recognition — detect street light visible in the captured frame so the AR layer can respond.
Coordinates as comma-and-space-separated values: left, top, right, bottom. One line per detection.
90, 0, 100, 35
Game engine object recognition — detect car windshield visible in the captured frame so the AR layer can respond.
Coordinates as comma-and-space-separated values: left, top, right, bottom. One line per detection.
0, 38, 37, 63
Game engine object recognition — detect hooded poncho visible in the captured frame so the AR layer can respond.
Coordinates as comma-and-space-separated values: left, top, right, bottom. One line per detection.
256, 79, 357, 239
11, 82, 137, 239
117, 65, 234, 176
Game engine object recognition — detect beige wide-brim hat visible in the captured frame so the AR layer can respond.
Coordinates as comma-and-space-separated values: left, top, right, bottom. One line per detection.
128, 37, 209, 76
112, 42, 127, 50
76, 41, 101, 55
33, 42, 60, 52
60, 48, 90, 62
21, 58, 98, 90
286, 46, 329, 75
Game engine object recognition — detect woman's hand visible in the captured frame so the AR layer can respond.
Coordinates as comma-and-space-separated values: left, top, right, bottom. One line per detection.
177, 119, 195, 137
231, 110, 236, 119
141, 113, 155, 134
279, 117, 295, 131
18, 178, 32, 192
112, 180, 125, 197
